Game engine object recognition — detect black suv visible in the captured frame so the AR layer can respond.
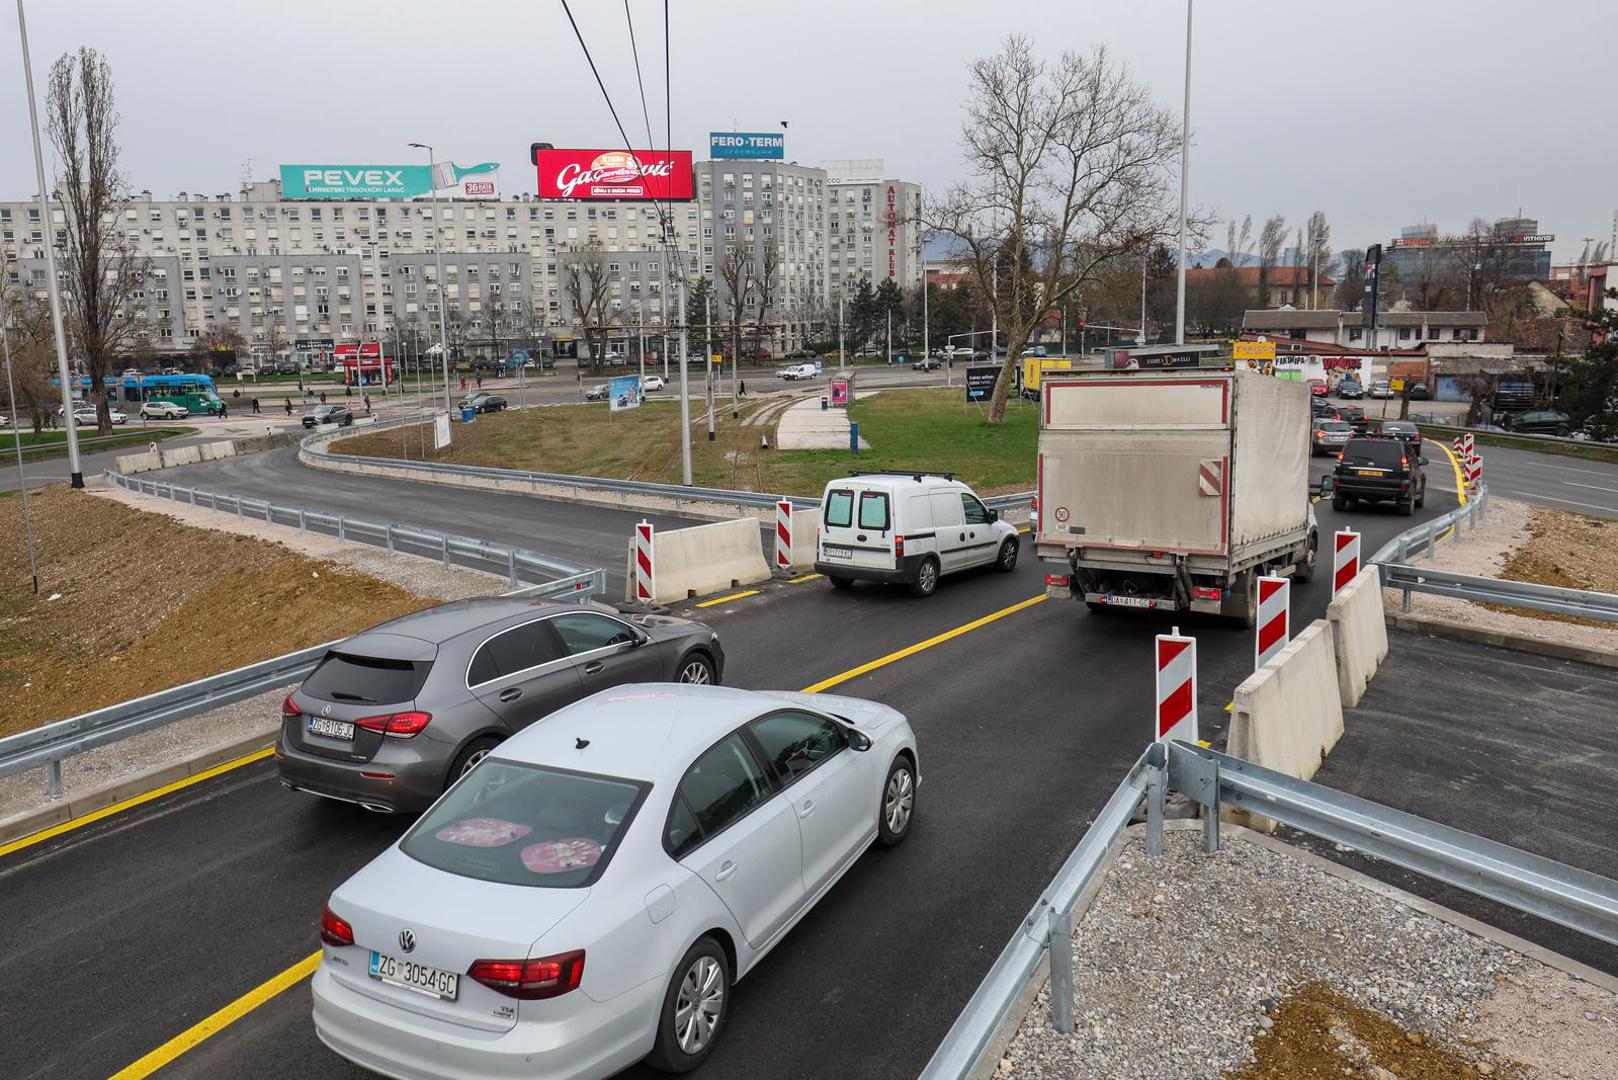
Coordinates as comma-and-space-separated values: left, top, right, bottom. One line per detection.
1329, 436, 1426, 515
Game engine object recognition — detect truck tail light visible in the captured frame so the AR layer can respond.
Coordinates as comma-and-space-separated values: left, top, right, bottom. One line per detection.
468, 951, 586, 1000
1192, 586, 1223, 601
354, 711, 432, 738
1045, 574, 1069, 587
894, 535, 905, 558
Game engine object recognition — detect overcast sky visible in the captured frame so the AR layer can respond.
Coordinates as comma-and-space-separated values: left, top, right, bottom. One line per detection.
4, 0, 1613, 263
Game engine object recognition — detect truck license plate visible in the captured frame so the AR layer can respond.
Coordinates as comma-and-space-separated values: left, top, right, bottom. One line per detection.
1105, 594, 1154, 609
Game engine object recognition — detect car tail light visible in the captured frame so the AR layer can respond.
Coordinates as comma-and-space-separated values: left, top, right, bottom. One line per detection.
1045, 574, 1069, 587
281, 695, 299, 718
320, 905, 354, 948
1400, 454, 1409, 468
1336, 450, 1345, 463
894, 535, 905, 558
468, 951, 586, 1000
354, 711, 432, 738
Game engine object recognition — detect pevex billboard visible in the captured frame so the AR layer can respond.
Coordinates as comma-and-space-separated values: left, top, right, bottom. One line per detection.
280, 162, 500, 199
535, 149, 694, 201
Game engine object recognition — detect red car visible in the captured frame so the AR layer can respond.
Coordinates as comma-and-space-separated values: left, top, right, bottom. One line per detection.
1308, 378, 1329, 397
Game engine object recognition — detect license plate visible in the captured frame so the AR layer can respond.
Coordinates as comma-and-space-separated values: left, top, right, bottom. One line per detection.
1355, 469, 1383, 477
1105, 594, 1154, 609
307, 717, 355, 740
370, 950, 459, 1000
823, 545, 853, 559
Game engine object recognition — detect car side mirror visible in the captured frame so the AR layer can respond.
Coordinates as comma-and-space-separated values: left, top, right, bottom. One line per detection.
986, 507, 999, 523
1418, 457, 1430, 467
1318, 475, 1336, 497
846, 728, 872, 752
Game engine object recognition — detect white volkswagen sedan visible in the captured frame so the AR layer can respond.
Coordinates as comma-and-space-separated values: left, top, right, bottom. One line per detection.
312, 683, 918, 1080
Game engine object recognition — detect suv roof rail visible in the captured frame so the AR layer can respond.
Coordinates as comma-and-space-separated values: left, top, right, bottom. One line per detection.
849, 470, 956, 482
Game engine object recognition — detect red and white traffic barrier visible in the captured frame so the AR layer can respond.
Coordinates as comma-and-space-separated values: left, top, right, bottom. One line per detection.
1155, 627, 1197, 745
1332, 528, 1360, 596
634, 520, 656, 603
776, 499, 794, 570
1255, 575, 1291, 669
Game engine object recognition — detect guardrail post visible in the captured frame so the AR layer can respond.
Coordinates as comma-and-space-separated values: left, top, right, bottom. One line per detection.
1047, 907, 1074, 1034
1145, 765, 1165, 857
385, 524, 395, 553
1402, 585, 1413, 613
297, 508, 306, 531
209, 492, 217, 512
507, 547, 519, 586
441, 534, 450, 568
46, 758, 63, 799
1424, 520, 1436, 560
235, 496, 243, 517
337, 516, 346, 542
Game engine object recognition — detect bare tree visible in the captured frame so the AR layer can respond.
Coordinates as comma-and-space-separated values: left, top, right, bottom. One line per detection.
752, 243, 781, 358
1225, 215, 1253, 268
1256, 214, 1287, 306
926, 38, 1184, 422
560, 239, 615, 370
46, 47, 149, 435
1304, 211, 1332, 309
2, 282, 59, 434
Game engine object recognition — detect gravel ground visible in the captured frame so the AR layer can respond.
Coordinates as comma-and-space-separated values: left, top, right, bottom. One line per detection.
996, 829, 1618, 1079
1381, 496, 1616, 656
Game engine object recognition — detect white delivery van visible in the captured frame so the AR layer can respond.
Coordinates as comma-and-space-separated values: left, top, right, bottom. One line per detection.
815, 472, 1021, 596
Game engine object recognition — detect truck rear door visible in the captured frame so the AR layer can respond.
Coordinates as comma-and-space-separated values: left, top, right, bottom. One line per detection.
1039, 377, 1232, 555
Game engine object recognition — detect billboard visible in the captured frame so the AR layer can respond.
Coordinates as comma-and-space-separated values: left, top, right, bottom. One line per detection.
1231, 340, 1276, 361
965, 366, 999, 403
609, 375, 642, 412
536, 149, 694, 201
709, 132, 785, 159
279, 162, 499, 200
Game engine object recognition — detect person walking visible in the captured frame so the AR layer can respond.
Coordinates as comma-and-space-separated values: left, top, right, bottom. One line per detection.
738, 378, 747, 399
219, 400, 228, 419
345, 384, 352, 398
363, 393, 372, 416
319, 391, 328, 405
284, 398, 293, 415
251, 396, 261, 414
476, 374, 483, 390
459, 375, 467, 392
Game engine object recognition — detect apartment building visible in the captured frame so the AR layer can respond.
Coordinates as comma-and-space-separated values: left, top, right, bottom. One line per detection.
821, 159, 923, 310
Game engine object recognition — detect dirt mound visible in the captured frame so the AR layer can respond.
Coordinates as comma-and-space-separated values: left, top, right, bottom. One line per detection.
0, 486, 435, 737
1492, 507, 1617, 629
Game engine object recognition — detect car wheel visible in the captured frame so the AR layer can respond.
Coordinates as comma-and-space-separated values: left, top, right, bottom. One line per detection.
909, 556, 940, 598
647, 937, 729, 1073
996, 537, 1019, 572
447, 735, 502, 790
877, 755, 916, 847
676, 653, 716, 685
828, 574, 854, 590
1332, 495, 1347, 512
1296, 532, 1318, 583
1402, 490, 1417, 516
1416, 484, 1425, 509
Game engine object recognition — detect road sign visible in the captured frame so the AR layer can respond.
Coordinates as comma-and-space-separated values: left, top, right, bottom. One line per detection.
1232, 340, 1277, 361
1154, 628, 1197, 745
1390, 378, 1405, 392
1333, 528, 1360, 595
1255, 576, 1291, 669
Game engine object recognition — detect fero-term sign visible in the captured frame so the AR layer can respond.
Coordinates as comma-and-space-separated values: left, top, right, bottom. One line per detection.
709, 132, 785, 159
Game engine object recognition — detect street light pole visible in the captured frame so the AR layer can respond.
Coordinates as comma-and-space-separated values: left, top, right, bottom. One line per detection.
16, 0, 83, 488
409, 142, 452, 413
839, 296, 846, 369
1174, 0, 1193, 346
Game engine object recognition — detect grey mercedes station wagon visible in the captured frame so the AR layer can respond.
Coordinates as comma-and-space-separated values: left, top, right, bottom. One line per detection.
276, 598, 725, 812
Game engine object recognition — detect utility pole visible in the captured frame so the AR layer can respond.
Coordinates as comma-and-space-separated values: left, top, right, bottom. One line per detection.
705, 295, 716, 442
408, 142, 452, 413
886, 310, 892, 367
1174, 0, 1193, 345
1140, 253, 1149, 345
678, 274, 692, 485
17, 0, 82, 488
839, 296, 846, 369
922, 276, 930, 372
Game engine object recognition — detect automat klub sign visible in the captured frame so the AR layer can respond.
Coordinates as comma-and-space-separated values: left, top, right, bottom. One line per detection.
886, 185, 898, 278
535, 149, 694, 201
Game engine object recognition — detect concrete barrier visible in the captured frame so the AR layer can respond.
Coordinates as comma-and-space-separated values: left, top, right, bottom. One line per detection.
116, 433, 293, 474
776, 507, 820, 571
1226, 619, 1345, 831
1328, 565, 1389, 708
622, 518, 771, 604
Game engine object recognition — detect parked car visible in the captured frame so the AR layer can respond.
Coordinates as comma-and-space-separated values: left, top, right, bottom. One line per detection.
1368, 380, 1394, 399
303, 404, 355, 428
277, 598, 727, 814
311, 683, 916, 1078
1504, 409, 1570, 436
1379, 420, 1422, 447
584, 384, 609, 402
1337, 377, 1364, 399
457, 393, 508, 414
641, 374, 666, 392
64, 405, 129, 426
1308, 378, 1329, 397
816, 472, 1019, 596
911, 356, 941, 372
777, 364, 817, 381
785, 348, 817, 360
140, 400, 189, 420
854, 346, 882, 358
1406, 381, 1431, 401
1310, 419, 1354, 456
1326, 435, 1427, 515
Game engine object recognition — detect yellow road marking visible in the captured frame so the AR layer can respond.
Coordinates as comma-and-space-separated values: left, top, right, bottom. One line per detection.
107, 589, 1052, 1076
695, 589, 761, 608
1435, 438, 1469, 506
802, 594, 1047, 694
0, 746, 275, 860
109, 951, 322, 1080
1224, 702, 1233, 712
787, 572, 822, 583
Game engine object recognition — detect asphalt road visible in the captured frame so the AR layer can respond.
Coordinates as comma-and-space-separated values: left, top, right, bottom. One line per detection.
1450, 441, 1618, 519
0, 463, 1454, 1080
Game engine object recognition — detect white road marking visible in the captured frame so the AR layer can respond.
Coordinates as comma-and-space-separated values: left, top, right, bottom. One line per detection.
1563, 481, 1618, 494
1505, 490, 1618, 513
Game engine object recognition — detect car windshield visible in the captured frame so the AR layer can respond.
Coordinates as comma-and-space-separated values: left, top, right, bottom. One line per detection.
301, 651, 431, 704
1342, 440, 1406, 468
401, 761, 648, 888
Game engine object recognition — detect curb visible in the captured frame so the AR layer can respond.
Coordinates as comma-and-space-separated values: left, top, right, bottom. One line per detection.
1388, 610, 1618, 669
0, 727, 276, 848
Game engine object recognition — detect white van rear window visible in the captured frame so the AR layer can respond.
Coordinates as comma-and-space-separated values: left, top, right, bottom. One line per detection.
858, 491, 890, 530
825, 490, 854, 527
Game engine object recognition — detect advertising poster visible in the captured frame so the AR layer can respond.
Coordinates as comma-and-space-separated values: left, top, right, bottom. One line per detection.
965, 366, 999, 403
536, 149, 694, 201
280, 162, 499, 199
609, 375, 641, 412
830, 377, 850, 407
433, 413, 452, 450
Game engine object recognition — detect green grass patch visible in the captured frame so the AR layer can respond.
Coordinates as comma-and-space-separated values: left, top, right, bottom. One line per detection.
11, 426, 196, 459
333, 388, 1039, 497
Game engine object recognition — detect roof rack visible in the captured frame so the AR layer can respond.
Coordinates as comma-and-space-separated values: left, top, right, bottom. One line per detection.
849, 470, 955, 482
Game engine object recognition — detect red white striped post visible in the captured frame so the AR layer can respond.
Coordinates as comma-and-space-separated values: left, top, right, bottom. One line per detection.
634, 520, 656, 603
1154, 628, 1197, 745
1255, 575, 1291, 669
776, 499, 794, 570
1332, 528, 1360, 596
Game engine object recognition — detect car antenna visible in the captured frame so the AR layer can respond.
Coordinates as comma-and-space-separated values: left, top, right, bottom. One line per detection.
575, 737, 590, 750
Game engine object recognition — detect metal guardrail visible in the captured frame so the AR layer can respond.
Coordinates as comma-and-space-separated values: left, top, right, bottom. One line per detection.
299, 418, 1035, 513
1413, 419, 1618, 452
1366, 483, 1618, 622
919, 739, 1618, 1080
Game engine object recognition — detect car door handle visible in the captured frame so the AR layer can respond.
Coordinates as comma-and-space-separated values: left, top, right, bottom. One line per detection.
714, 860, 737, 882
582, 661, 605, 675
498, 687, 522, 702
959, 532, 967, 541
798, 800, 815, 819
